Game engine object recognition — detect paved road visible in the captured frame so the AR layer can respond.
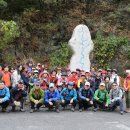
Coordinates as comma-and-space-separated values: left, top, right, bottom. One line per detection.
0, 108, 130, 130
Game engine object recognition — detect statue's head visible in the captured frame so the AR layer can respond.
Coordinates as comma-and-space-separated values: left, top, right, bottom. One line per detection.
69, 24, 93, 54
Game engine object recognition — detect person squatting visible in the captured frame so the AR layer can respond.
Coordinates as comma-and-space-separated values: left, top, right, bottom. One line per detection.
0, 63, 129, 115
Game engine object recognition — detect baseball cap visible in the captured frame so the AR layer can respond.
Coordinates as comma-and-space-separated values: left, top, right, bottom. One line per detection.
100, 82, 105, 86
49, 83, 55, 88
85, 82, 90, 86
18, 80, 24, 84
34, 80, 40, 87
68, 82, 74, 86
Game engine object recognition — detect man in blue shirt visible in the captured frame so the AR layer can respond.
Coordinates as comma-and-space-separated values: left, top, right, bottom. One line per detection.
0, 80, 10, 112
45, 83, 60, 113
78, 82, 94, 112
60, 82, 77, 112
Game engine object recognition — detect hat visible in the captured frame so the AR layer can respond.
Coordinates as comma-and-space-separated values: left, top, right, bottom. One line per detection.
68, 82, 74, 86
85, 70, 90, 73
100, 82, 105, 86
112, 69, 117, 72
76, 68, 81, 72
126, 70, 130, 73
34, 80, 40, 86
18, 80, 24, 84
57, 67, 61, 70
49, 83, 55, 88
37, 63, 41, 66
33, 70, 39, 73
98, 69, 102, 72
85, 82, 90, 86
107, 68, 111, 72
81, 72, 86, 77
43, 71, 48, 74
71, 71, 77, 74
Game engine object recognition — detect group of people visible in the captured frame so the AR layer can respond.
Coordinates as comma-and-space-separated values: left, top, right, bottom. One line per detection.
0, 62, 130, 115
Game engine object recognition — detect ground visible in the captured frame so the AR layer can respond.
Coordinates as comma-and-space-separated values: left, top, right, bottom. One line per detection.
0, 108, 130, 130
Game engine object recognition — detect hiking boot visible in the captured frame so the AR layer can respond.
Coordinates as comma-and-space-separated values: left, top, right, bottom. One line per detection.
120, 111, 124, 115
62, 106, 65, 110
79, 109, 82, 112
20, 108, 25, 112
11, 106, 16, 112
93, 108, 97, 112
56, 109, 60, 113
2, 108, 9, 113
71, 107, 75, 112
30, 109, 34, 113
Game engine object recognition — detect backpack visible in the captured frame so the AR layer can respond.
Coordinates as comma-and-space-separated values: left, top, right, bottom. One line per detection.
111, 88, 124, 99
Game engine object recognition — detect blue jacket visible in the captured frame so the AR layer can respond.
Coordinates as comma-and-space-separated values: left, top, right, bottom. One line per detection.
79, 88, 94, 101
0, 86, 10, 102
45, 89, 60, 103
60, 88, 77, 101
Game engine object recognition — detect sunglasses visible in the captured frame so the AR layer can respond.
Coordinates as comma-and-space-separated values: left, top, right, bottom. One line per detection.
113, 85, 117, 86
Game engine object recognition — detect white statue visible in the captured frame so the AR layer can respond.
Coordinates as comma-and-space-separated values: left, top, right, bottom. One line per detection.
69, 24, 94, 72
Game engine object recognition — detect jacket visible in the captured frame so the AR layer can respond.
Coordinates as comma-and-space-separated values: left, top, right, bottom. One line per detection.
60, 88, 77, 101
0, 86, 10, 102
29, 88, 44, 103
79, 88, 94, 101
10, 86, 27, 102
45, 89, 60, 103
94, 89, 110, 104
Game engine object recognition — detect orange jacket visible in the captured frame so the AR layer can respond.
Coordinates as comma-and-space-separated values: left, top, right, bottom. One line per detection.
2, 72, 11, 87
124, 78, 130, 91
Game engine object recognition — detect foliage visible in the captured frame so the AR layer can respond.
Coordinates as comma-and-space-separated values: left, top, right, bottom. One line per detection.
0, 20, 20, 49
49, 43, 72, 67
0, 0, 7, 9
94, 31, 129, 69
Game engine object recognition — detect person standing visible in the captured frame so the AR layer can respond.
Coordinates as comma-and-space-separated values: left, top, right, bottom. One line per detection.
124, 70, 130, 113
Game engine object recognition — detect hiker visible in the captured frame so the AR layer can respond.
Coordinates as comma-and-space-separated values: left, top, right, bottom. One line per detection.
93, 73, 102, 91
57, 71, 68, 92
78, 82, 94, 112
109, 82, 124, 115
40, 71, 50, 90
0, 80, 10, 112
60, 82, 77, 112
68, 71, 78, 90
110, 69, 120, 86
12, 65, 22, 88
2, 66, 12, 90
44, 83, 60, 113
78, 72, 87, 89
10, 80, 27, 112
124, 70, 130, 113
49, 70, 58, 85
93, 82, 110, 112
104, 76, 112, 93
29, 80, 44, 113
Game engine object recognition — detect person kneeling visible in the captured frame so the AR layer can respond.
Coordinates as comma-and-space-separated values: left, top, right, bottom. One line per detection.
0, 80, 10, 112
109, 82, 124, 115
78, 82, 94, 112
29, 80, 44, 113
60, 82, 77, 112
93, 82, 110, 112
44, 83, 60, 113
10, 80, 27, 112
